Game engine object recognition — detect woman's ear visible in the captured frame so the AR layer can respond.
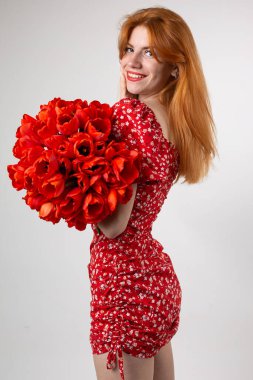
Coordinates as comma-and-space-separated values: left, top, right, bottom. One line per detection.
170, 65, 179, 79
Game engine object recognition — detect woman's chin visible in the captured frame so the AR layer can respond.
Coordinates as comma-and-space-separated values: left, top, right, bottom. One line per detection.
126, 87, 139, 96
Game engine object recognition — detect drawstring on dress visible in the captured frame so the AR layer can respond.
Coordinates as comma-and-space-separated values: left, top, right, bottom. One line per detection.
106, 340, 125, 380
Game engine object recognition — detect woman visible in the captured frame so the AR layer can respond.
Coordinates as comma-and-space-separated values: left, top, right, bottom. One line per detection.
88, 7, 217, 380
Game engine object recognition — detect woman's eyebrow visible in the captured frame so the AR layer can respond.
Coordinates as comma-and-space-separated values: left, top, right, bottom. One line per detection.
127, 42, 151, 49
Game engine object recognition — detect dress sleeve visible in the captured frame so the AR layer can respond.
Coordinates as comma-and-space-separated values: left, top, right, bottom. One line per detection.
110, 98, 179, 184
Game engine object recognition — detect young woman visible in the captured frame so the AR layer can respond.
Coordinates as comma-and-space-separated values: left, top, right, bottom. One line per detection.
88, 7, 217, 380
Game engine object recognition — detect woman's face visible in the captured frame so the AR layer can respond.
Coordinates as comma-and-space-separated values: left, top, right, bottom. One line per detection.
120, 25, 172, 101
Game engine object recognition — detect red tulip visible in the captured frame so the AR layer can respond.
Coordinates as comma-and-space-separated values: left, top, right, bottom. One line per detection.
93, 139, 106, 156
86, 118, 111, 141
39, 173, 65, 198
82, 191, 107, 223
36, 106, 58, 139
80, 156, 108, 176
23, 191, 48, 211
7, 163, 25, 190
59, 187, 84, 218
116, 184, 134, 204
67, 172, 90, 192
39, 201, 61, 224
44, 135, 74, 159
24, 166, 38, 191
57, 157, 72, 177
33, 151, 59, 178
65, 211, 87, 231
69, 132, 94, 160
16, 114, 38, 138
111, 151, 140, 185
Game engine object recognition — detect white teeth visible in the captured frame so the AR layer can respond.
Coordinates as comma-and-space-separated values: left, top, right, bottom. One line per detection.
128, 73, 145, 79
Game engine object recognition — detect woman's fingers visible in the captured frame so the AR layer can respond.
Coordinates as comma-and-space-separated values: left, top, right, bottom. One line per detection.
119, 66, 138, 100
120, 68, 127, 99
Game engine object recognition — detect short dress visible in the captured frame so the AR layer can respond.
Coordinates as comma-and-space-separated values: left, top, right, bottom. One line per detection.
87, 97, 182, 380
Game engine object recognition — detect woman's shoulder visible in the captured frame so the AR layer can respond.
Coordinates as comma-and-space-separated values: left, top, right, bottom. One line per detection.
111, 97, 158, 142
112, 97, 158, 139
112, 97, 152, 120
110, 97, 169, 159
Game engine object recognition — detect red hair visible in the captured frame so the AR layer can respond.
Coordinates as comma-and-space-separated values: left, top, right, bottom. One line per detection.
118, 7, 218, 184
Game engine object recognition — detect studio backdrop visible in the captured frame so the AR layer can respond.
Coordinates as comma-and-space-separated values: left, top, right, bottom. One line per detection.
1, 0, 252, 379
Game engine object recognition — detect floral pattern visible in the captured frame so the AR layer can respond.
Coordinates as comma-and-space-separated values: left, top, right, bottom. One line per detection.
87, 98, 182, 380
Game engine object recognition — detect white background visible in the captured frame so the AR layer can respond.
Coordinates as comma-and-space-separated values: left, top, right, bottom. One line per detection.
1, 0, 252, 379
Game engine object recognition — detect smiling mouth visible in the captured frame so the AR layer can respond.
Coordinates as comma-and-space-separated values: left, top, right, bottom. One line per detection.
127, 71, 147, 81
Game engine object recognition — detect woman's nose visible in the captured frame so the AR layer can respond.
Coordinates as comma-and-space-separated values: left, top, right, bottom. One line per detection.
127, 52, 142, 69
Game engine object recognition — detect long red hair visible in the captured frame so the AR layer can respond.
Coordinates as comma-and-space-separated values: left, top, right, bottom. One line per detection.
118, 7, 218, 184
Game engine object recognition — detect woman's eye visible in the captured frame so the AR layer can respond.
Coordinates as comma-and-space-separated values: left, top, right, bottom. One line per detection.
125, 46, 133, 53
144, 49, 153, 57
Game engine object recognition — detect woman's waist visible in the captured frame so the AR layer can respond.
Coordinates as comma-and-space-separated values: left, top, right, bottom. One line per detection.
90, 223, 153, 246
89, 225, 166, 264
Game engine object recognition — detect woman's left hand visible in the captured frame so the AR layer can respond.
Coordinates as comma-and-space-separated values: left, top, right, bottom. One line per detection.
120, 67, 136, 99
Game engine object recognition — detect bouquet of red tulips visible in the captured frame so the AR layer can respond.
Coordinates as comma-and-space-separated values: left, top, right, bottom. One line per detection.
7, 97, 141, 231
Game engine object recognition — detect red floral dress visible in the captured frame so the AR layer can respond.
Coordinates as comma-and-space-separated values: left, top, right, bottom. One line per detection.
87, 98, 182, 380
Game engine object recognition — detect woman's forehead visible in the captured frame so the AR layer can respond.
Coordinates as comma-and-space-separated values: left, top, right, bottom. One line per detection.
128, 25, 151, 47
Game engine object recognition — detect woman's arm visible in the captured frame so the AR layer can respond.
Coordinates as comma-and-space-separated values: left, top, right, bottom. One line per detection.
97, 71, 138, 239
97, 182, 137, 239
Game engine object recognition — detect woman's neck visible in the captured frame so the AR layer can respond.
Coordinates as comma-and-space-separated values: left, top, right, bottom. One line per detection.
138, 94, 161, 106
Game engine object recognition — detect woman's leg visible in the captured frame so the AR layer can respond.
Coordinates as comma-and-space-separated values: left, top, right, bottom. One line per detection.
93, 350, 154, 380
153, 341, 175, 380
